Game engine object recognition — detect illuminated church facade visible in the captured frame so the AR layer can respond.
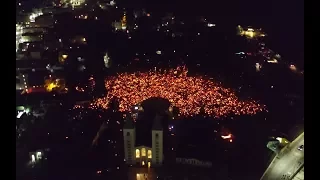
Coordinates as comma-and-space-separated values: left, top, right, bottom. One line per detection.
123, 112, 164, 168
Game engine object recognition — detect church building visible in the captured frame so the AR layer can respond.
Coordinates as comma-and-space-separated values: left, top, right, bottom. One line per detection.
123, 113, 164, 168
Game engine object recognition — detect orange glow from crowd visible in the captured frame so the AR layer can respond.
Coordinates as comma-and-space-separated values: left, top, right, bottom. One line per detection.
90, 66, 266, 118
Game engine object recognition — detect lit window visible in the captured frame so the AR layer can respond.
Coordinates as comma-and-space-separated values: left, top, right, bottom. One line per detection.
135, 149, 140, 158
148, 161, 151, 168
147, 150, 152, 159
141, 148, 146, 156
142, 161, 145, 166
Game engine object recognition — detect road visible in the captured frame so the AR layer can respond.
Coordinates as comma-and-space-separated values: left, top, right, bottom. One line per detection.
292, 167, 304, 180
261, 132, 304, 180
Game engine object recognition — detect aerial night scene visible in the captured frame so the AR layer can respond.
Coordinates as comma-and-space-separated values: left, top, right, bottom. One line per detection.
16, 0, 304, 180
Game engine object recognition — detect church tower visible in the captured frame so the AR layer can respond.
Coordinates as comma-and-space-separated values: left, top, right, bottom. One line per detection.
151, 115, 163, 166
123, 114, 135, 164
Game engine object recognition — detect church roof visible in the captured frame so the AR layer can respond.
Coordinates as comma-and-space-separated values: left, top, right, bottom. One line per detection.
152, 114, 163, 130
135, 114, 164, 147
135, 115, 152, 147
123, 113, 134, 129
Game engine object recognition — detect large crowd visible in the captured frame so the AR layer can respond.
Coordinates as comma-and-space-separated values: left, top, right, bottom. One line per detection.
89, 66, 266, 118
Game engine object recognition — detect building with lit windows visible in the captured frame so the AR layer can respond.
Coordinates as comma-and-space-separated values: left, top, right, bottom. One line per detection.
113, 13, 127, 31
237, 25, 266, 39
16, 73, 28, 91
70, 0, 86, 7
16, 24, 23, 52
56, 0, 85, 8
121, 13, 127, 30
123, 113, 164, 168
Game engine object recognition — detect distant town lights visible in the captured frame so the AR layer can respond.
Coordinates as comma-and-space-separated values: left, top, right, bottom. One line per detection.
31, 155, 36, 163
110, 0, 116, 6
255, 63, 262, 72
221, 134, 232, 139
289, 64, 297, 72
